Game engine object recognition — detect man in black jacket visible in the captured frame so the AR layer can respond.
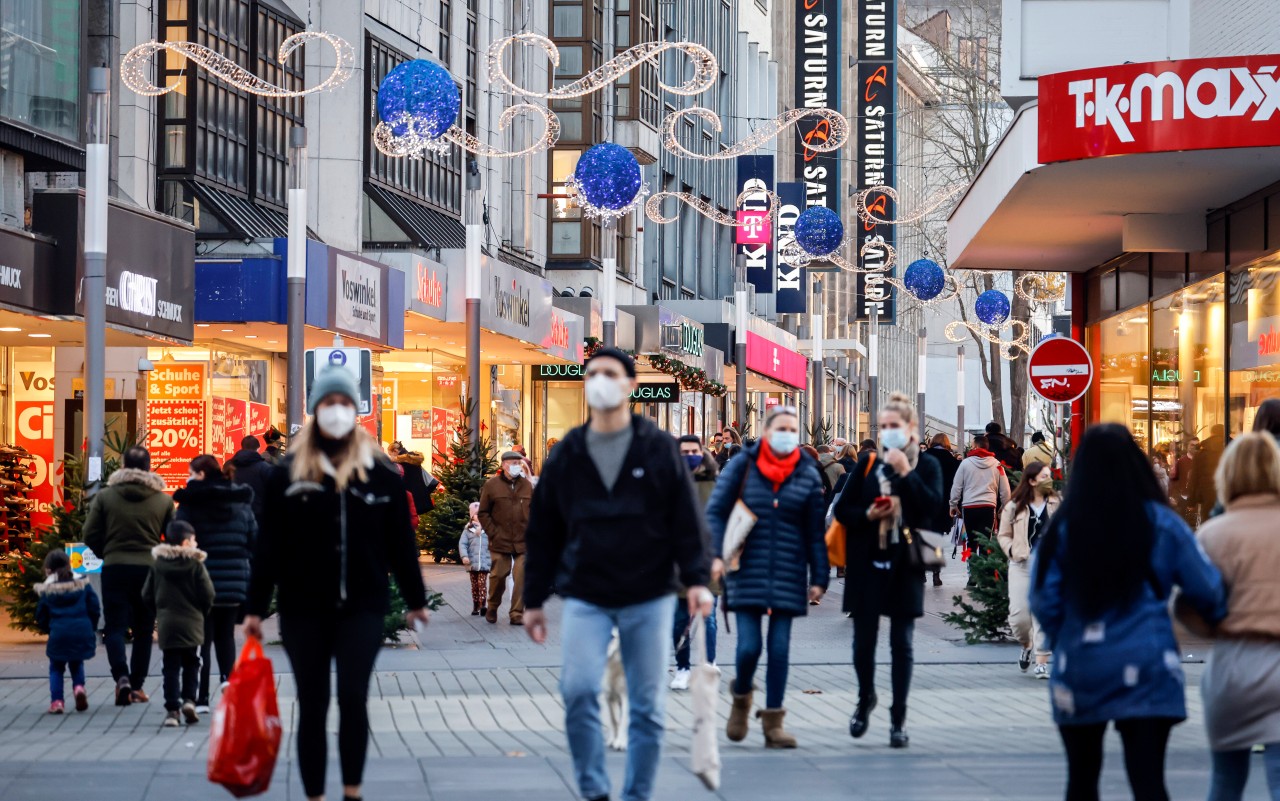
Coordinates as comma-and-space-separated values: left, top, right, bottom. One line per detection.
227, 436, 273, 528
524, 347, 711, 801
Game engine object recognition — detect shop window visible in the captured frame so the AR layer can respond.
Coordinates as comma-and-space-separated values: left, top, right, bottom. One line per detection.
0, 0, 81, 141
438, 0, 451, 65
1228, 252, 1280, 436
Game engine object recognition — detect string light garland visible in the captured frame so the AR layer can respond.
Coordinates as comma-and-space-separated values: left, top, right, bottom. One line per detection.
855, 184, 966, 226
946, 319, 1031, 360
1014, 272, 1067, 303
375, 103, 561, 159
644, 190, 780, 226
566, 142, 648, 221
662, 107, 848, 160
121, 31, 354, 97
488, 34, 717, 99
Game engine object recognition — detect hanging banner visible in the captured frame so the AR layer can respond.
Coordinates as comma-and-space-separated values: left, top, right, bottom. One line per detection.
855, 0, 897, 323
735, 155, 775, 297
775, 182, 807, 314
796, 0, 841, 226
13, 364, 56, 530
222, 399, 247, 460
248, 402, 270, 447
431, 407, 450, 467
146, 363, 207, 493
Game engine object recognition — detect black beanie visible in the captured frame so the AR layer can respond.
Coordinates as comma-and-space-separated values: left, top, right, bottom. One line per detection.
584, 347, 636, 377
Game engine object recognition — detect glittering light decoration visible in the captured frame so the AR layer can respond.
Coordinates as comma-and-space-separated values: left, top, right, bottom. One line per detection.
122, 31, 354, 97
374, 60, 459, 155
946, 319, 1031, 360
375, 104, 560, 159
1015, 272, 1067, 303
901, 259, 945, 301
855, 184, 966, 226
778, 226, 892, 275
794, 207, 844, 256
567, 143, 648, 221
975, 290, 1012, 326
662, 107, 848, 160
644, 189, 779, 226
488, 34, 717, 99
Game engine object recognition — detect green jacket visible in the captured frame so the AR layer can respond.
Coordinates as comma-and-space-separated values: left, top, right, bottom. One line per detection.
143, 544, 215, 650
83, 469, 175, 568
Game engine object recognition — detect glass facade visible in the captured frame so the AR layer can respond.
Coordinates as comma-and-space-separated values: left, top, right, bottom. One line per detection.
0, 0, 81, 141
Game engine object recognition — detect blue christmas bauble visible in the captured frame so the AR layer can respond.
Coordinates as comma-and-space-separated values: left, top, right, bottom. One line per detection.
573, 143, 643, 212
975, 290, 1011, 325
794, 206, 844, 256
903, 259, 945, 301
377, 59, 460, 139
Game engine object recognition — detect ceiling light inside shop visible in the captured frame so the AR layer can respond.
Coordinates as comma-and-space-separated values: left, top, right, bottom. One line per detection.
196, 324, 210, 328
0, 327, 21, 332
268, 340, 278, 344
28, 333, 51, 338
221, 329, 234, 332
244, 335, 257, 339
1129, 316, 1148, 325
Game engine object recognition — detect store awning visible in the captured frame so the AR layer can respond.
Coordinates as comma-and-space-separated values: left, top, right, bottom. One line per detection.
365, 183, 466, 250
946, 102, 1280, 273
186, 181, 290, 240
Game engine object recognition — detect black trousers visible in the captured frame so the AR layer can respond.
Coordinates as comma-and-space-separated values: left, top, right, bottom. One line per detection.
962, 506, 997, 551
101, 564, 156, 689
198, 605, 239, 704
852, 614, 915, 725
1058, 718, 1176, 801
281, 611, 383, 797
162, 647, 201, 711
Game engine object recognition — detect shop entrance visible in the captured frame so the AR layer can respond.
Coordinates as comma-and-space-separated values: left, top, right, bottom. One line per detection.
64, 400, 138, 457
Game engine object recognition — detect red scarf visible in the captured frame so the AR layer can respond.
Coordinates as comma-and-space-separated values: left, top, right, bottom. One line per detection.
967, 448, 995, 459
756, 440, 800, 489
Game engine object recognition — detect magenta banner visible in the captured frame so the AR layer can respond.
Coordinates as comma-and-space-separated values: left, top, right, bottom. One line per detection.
745, 332, 808, 390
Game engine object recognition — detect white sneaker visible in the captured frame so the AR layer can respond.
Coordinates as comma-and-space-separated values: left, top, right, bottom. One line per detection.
670, 669, 691, 691
1033, 663, 1051, 680
195, 704, 210, 714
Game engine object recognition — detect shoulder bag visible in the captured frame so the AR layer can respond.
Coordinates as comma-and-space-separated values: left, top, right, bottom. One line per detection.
825, 453, 876, 569
720, 460, 757, 572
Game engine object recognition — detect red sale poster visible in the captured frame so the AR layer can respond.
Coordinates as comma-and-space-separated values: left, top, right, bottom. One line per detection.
210, 397, 226, 462
248, 402, 270, 445
13, 362, 56, 530
222, 399, 247, 460
431, 407, 449, 467
147, 363, 207, 493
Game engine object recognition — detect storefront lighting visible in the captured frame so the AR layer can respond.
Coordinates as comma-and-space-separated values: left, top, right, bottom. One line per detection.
0, 327, 21, 332
244, 335, 257, 339
196, 324, 210, 328
221, 329, 234, 333
28, 333, 51, 338
662, 107, 847, 160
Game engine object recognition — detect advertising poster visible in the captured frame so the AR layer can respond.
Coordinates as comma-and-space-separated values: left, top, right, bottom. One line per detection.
13, 363, 56, 530
222, 399, 247, 458
147, 363, 206, 492
410, 410, 430, 439
210, 397, 226, 461
431, 407, 449, 467
248, 402, 270, 445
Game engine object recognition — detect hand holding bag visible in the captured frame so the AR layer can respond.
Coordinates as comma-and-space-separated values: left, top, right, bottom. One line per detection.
208, 636, 283, 798
688, 612, 722, 791
825, 453, 877, 568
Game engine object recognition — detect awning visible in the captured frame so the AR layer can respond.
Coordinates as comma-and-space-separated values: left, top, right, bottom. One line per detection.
946, 102, 1280, 273
186, 180, 290, 240
365, 182, 466, 249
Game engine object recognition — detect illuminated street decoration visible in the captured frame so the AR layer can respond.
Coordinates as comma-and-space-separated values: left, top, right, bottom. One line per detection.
488, 34, 717, 99
567, 142, 648, 221
644, 190, 780, 227
662, 107, 848, 160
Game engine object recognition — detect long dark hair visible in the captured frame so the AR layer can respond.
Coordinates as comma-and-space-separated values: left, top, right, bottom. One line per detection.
1034, 424, 1165, 617
1010, 461, 1051, 516
1254, 398, 1280, 437
44, 549, 72, 582
189, 454, 232, 482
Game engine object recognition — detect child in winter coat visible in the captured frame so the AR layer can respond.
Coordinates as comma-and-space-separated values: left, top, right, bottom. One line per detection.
144, 520, 215, 727
35, 549, 100, 714
458, 502, 491, 615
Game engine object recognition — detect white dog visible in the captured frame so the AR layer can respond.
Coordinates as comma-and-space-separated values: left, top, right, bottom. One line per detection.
603, 630, 628, 751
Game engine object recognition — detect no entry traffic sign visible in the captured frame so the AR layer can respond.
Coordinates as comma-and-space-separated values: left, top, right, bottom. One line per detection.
1028, 336, 1093, 404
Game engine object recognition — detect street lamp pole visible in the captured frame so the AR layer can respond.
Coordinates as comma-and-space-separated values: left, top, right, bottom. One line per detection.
465, 159, 482, 448
601, 219, 618, 348
917, 326, 927, 440
868, 307, 880, 439
84, 67, 109, 487
734, 253, 748, 431
286, 126, 307, 434
956, 345, 966, 447
811, 278, 824, 437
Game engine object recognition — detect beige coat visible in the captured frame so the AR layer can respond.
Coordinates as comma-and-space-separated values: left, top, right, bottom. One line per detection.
997, 495, 1060, 563
1196, 493, 1280, 639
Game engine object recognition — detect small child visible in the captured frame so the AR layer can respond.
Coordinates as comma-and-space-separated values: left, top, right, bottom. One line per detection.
458, 502, 491, 616
35, 549, 100, 714
144, 520, 215, 728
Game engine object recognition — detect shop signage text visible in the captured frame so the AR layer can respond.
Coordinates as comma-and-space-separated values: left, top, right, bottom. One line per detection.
631, 383, 678, 403
334, 254, 382, 339
1039, 54, 1280, 163
534, 363, 585, 381
745, 331, 808, 389
1152, 368, 1201, 384
736, 156, 775, 298
147, 363, 207, 493
547, 311, 571, 350
663, 322, 705, 357
1259, 324, 1280, 357
14, 363, 56, 529
494, 277, 532, 327
416, 263, 444, 308
775, 182, 806, 314
855, 0, 896, 322
797, 0, 841, 227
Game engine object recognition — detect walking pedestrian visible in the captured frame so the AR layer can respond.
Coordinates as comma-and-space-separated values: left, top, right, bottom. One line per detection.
226, 435, 274, 528
708, 405, 828, 748
35, 549, 99, 714
717, 426, 742, 468
478, 450, 532, 625
1031, 424, 1226, 801
985, 421, 1023, 470
1023, 431, 1056, 470
173, 454, 257, 714
835, 393, 942, 749
523, 346, 711, 801
1182, 432, 1280, 801
143, 520, 215, 727
82, 446, 175, 706
950, 434, 1010, 553
390, 441, 439, 514
671, 434, 720, 691
458, 502, 491, 616
997, 461, 1058, 679
243, 365, 430, 801
919, 433, 961, 587
817, 445, 846, 505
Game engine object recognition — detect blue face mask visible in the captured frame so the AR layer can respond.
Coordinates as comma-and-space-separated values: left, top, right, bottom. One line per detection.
684, 453, 704, 471
880, 427, 910, 451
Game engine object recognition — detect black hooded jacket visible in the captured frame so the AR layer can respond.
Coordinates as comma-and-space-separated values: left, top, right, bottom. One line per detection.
228, 448, 274, 525
174, 480, 257, 606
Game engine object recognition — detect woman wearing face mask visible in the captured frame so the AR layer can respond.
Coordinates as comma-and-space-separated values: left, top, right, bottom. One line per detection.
243, 366, 429, 801
707, 406, 829, 748
834, 392, 943, 749
997, 461, 1059, 679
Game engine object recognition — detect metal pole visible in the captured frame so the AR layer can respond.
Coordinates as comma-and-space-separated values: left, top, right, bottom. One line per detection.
465, 160, 483, 448
734, 253, 748, 430
917, 326, 927, 440
601, 219, 618, 348
956, 345, 966, 448
811, 278, 824, 436
868, 307, 880, 439
286, 127, 307, 434
84, 67, 109, 487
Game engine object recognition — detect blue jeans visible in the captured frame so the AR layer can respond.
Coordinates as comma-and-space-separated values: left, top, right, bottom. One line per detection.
673, 596, 717, 670
731, 611, 794, 709
49, 659, 86, 703
1209, 746, 1280, 801
561, 594, 675, 801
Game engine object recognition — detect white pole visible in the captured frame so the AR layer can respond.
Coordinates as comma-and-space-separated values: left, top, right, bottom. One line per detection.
956, 345, 966, 448
286, 127, 307, 433
84, 67, 109, 487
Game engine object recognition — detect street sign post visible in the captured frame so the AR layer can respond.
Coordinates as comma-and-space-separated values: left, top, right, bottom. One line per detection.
1027, 336, 1093, 404
305, 347, 374, 415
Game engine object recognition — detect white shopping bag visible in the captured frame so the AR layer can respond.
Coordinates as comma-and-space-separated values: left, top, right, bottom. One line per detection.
688, 611, 721, 791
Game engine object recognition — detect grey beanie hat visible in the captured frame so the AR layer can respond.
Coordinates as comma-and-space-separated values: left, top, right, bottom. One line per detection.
307, 365, 360, 414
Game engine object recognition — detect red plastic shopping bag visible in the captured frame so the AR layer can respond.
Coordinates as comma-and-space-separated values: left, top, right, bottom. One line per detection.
208, 636, 283, 797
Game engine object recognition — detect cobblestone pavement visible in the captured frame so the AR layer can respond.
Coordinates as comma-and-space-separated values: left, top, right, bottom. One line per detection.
0, 561, 1263, 800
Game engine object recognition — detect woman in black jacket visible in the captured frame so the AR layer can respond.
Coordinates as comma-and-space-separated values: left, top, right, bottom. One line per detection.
835, 392, 943, 749
174, 454, 256, 712
708, 406, 829, 749
244, 367, 429, 801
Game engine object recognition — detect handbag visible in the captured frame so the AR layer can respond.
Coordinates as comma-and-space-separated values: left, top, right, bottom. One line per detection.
688, 612, 722, 790
720, 463, 757, 572
903, 527, 947, 570
208, 637, 283, 797
824, 453, 877, 569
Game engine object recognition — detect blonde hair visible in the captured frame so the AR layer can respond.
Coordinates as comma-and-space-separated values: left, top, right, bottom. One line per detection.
289, 419, 381, 491
1215, 432, 1280, 505
881, 392, 918, 428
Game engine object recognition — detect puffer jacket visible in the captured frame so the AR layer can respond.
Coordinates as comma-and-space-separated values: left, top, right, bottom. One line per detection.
950, 451, 1010, 511
395, 451, 436, 513
478, 473, 532, 554
174, 480, 257, 606
1030, 501, 1226, 725
143, 544, 216, 650
707, 444, 829, 616
82, 469, 175, 568
997, 495, 1061, 563
228, 448, 274, 525
35, 576, 99, 662
458, 522, 491, 571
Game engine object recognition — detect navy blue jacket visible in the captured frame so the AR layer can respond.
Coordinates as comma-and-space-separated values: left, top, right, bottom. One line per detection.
35, 577, 100, 662
707, 444, 829, 616
174, 480, 258, 607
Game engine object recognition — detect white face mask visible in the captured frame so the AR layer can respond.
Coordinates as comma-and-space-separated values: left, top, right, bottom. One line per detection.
585, 374, 628, 411
506, 463, 523, 478
316, 404, 357, 439
880, 427, 909, 451
768, 430, 799, 455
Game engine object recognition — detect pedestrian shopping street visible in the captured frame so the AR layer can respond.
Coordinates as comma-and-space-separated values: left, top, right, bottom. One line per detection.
0, 561, 1261, 801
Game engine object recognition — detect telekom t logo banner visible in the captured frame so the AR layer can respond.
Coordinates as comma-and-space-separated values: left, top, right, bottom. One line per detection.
1038, 54, 1280, 163
735, 212, 771, 245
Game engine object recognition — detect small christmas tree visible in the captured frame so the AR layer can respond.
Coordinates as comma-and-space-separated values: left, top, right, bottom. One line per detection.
418, 397, 497, 563
941, 530, 1012, 644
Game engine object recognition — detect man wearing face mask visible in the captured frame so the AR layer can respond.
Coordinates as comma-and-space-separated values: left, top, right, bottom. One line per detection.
524, 347, 712, 801
477, 451, 533, 625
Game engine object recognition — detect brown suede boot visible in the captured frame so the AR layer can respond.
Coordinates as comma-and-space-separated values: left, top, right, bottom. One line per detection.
757, 708, 797, 749
726, 690, 753, 742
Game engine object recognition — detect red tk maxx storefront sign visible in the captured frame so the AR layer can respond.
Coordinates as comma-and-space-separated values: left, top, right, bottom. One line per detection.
1038, 54, 1280, 164
745, 332, 807, 390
